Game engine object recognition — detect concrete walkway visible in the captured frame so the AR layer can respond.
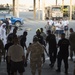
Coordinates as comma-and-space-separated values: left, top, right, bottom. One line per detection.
0, 59, 74, 75
0, 20, 75, 75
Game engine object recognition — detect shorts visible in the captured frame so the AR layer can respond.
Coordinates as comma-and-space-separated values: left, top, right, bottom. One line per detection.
55, 30, 60, 35
60, 30, 64, 34
64, 26, 68, 31
11, 61, 25, 73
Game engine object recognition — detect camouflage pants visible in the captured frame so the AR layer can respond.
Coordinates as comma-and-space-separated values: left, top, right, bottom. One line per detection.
30, 59, 42, 75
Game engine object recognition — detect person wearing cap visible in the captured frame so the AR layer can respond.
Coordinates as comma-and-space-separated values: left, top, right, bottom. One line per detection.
26, 36, 44, 75
34, 29, 44, 45
33, 29, 45, 63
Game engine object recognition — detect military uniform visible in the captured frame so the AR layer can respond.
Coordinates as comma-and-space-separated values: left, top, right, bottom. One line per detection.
27, 42, 44, 75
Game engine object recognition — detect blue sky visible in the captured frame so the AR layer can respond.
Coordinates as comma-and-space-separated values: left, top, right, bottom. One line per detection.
0, 0, 75, 5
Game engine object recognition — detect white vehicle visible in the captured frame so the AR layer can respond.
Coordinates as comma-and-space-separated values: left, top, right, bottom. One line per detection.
51, 6, 63, 18
28, 6, 34, 11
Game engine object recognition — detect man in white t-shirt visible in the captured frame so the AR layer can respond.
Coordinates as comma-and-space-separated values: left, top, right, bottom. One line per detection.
48, 19, 53, 26
8, 35, 25, 75
55, 20, 61, 38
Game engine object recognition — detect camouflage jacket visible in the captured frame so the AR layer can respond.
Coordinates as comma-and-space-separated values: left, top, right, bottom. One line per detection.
27, 42, 44, 61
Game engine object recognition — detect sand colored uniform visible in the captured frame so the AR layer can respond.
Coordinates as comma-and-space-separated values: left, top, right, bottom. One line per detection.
27, 42, 44, 74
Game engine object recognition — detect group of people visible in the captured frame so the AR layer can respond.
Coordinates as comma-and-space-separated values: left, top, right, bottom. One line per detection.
0, 24, 27, 75
34, 26, 75, 75
45, 18, 69, 38
0, 18, 12, 45
45, 18, 75, 75
0, 18, 12, 62
0, 18, 75, 75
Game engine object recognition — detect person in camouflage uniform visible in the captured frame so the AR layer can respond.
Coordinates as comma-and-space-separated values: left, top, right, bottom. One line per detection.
26, 37, 44, 75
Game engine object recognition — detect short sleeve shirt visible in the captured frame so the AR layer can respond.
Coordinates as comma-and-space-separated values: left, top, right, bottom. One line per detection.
8, 44, 24, 62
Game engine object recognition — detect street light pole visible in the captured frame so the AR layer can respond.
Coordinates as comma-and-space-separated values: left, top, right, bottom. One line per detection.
13, 0, 15, 16
62, 0, 64, 16
70, 0, 72, 21
12, 0, 19, 17
33, 0, 36, 19
42, 0, 45, 20
62, 0, 64, 8
38, 0, 40, 20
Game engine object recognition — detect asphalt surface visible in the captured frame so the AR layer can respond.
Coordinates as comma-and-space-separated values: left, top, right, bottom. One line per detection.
0, 20, 75, 75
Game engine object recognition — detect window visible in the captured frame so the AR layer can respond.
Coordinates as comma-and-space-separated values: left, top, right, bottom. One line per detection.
52, 7, 61, 11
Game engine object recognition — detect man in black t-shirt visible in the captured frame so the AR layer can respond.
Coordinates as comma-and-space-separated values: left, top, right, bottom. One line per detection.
20, 31, 27, 50
56, 33, 70, 74
5, 38, 13, 75
46, 30, 57, 68
7, 27, 17, 43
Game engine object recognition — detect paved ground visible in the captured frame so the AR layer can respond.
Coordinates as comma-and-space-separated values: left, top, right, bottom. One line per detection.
0, 59, 74, 75
0, 20, 75, 75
